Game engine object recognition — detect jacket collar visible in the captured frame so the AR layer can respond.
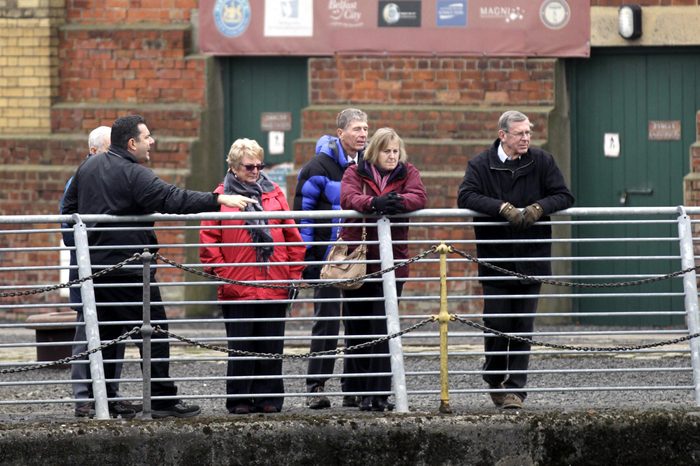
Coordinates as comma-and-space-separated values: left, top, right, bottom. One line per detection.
357, 159, 407, 183
107, 145, 138, 163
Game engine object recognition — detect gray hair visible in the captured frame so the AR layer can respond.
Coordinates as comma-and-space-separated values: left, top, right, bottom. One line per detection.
336, 108, 368, 130
88, 126, 111, 153
498, 110, 532, 132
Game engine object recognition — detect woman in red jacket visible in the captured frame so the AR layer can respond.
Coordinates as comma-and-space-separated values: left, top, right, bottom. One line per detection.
200, 138, 305, 415
339, 127, 428, 411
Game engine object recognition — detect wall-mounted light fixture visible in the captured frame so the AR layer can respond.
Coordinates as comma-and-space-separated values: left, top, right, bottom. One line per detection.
618, 4, 642, 40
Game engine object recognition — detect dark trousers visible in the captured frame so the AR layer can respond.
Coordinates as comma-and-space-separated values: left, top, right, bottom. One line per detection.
342, 282, 403, 395
481, 283, 541, 400
306, 285, 348, 392
222, 302, 286, 412
71, 309, 124, 401
88, 276, 178, 409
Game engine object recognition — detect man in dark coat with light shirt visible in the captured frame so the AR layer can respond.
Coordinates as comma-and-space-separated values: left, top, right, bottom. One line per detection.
457, 110, 574, 410
62, 114, 255, 418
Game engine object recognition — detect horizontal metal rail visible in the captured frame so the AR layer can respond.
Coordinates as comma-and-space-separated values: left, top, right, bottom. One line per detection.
1, 207, 700, 418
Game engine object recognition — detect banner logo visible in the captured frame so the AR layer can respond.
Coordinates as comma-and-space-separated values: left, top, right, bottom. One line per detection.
540, 0, 570, 30
378, 1, 421, 27
437, 0, 467, 27
328, 0, 364, 28
479, 5, 525, 23
214, 0, 251, 37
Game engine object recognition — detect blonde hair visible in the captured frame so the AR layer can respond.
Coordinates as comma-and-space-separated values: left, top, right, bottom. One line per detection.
363, 127, 407, 166
226, 138, 264, 168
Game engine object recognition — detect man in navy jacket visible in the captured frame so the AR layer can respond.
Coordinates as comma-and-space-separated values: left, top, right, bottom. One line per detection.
458, 110, 574, 410
294, 108, 368, 409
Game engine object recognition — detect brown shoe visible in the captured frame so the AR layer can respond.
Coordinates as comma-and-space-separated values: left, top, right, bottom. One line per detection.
488, 385, 506, 408
501, 393, 523, 409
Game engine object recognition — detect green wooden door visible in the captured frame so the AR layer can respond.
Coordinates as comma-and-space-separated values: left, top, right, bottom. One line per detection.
568, 48, 700, 326
222, 57, 308, 166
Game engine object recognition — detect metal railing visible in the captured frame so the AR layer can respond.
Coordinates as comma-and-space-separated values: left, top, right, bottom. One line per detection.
1, 207, 700, 419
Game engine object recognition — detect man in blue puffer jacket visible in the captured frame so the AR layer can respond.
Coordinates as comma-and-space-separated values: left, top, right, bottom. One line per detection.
293, 108, 368, 409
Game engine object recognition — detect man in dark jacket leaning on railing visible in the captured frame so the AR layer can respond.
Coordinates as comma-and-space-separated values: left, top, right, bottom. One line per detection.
457, 110, 575, 410
62, 114, 256, 419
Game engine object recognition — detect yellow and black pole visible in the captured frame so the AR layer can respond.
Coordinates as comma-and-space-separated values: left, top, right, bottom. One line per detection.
436, 242, 452, 414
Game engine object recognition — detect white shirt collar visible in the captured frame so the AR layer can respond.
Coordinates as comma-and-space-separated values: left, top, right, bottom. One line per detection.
498, 142, 520, 162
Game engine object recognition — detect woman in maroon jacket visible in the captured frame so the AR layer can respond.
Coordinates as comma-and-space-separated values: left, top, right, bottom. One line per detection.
200, 138, 305, 415
339, 127, 428, 411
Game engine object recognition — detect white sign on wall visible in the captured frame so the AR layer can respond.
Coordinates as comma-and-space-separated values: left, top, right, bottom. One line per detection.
268, 131, 285, 155
604, 133, 620, 158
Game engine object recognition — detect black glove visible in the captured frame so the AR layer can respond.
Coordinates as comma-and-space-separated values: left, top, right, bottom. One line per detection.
521, 203, 544, 229
372, 193, 405, 215
499, 202, 524, 229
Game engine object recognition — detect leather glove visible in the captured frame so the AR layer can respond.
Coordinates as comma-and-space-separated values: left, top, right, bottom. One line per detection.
521, 203, 544, 229
372, 195, 404, 215
499, 202, 524, 229
384, 192, 406, 214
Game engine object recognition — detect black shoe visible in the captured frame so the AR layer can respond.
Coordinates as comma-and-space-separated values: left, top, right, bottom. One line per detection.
152, 401, 201, 419
74, 401, 95, 418
371, 396, 389, 412
307, 386, 331, 410
230, 404, 252, 415
108, 401, 138, 419
358, 396, 372, 411
342, 395, 359, 408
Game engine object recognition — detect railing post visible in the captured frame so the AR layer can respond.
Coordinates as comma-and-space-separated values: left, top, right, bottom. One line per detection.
141, 249, 153, 419
72, 214, 109, 420
436, 243, 452, 414
376, 217, 408, 413
676, 207, 700, 406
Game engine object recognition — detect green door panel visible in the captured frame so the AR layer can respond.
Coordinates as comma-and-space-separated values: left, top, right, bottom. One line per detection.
568, 48, 700, 326
221, 57, 308, 166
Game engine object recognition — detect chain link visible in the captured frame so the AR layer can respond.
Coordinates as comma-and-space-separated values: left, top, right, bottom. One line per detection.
154, 246, 438, 291
0, 255, 143, 298
0, 327, 140, 374
4, 241, 699, 372
451, 314, 700, 352
449, 246, 698, 288
152, 319, 436, 360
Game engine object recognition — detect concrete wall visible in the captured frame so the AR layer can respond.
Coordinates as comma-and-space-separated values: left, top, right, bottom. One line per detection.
1, 411, 700, 465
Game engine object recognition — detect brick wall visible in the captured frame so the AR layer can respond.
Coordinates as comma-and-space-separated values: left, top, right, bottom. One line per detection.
309, 57, 555, 106
295, 55, 558, 313
0, 0, 61, 134
0, 0, 205, 318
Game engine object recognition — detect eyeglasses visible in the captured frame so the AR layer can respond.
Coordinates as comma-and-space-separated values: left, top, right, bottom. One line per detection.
506, 130, 533, 139
241, 163, 266, 172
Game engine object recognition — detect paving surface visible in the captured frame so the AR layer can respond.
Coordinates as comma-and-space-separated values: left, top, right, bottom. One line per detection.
1, 323, 697, 421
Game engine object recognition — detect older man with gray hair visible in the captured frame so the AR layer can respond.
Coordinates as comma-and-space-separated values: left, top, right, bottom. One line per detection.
457, 110, 574, 410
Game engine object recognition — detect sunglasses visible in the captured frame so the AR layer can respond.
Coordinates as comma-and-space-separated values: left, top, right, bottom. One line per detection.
241, 163, 266, 172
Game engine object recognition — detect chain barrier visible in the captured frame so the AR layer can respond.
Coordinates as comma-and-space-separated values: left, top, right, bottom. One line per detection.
152, 319, 436, 360
451, 314, 700, 352
0, 327, 140, 374
0, 255, 143, 298
154, 246, 438, 292
449, 245, 698, 288
4, 240, 699, 371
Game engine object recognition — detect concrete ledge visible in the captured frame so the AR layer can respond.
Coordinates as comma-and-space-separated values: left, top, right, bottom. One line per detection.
2, 410, 700, 465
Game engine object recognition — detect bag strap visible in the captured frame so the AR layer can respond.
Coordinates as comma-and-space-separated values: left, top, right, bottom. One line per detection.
339, 183, 367, 240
